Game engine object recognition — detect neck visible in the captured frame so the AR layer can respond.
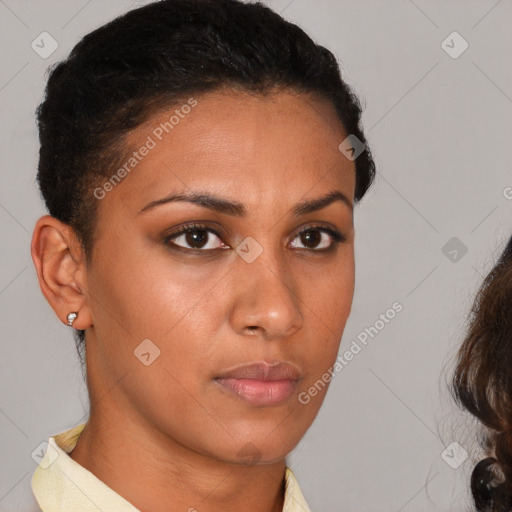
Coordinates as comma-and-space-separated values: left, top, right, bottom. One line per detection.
69, 406, 287, 512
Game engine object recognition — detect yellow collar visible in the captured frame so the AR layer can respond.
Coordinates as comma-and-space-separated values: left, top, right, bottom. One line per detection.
31, 423, 311, 512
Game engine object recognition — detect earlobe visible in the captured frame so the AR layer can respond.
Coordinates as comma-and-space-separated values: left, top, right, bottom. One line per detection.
30, 215, 92, 329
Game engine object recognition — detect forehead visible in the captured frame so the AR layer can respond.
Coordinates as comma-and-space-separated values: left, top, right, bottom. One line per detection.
98, 88, 356, 216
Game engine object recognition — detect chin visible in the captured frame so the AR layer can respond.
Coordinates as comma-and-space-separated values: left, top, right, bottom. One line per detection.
214, 434, 300, 466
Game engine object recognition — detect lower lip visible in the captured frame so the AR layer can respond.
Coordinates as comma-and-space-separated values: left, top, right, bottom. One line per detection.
215, 378, 298, 406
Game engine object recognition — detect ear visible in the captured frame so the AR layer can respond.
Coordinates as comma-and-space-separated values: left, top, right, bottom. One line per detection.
31, 215, 92, 330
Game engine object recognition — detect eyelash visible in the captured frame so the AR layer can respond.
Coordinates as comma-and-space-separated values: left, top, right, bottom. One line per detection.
163, 222, 346, 254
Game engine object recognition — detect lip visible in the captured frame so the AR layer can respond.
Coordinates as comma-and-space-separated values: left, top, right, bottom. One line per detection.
214, 361, 302, 406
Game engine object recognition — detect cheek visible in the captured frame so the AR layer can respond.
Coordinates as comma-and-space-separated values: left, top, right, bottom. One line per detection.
86, 237, 229, 393
300, 252, 355, 382
89, 236, 218, 338
85, 245, 221, 420
304, 247, 354, 324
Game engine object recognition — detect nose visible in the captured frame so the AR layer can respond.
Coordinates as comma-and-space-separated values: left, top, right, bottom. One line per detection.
228, 248, 304, 341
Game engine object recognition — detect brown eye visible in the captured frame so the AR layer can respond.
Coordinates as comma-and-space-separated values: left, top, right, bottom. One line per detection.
300, 230, 322, 249
290, 226, 346, 251
165, 224, 228, 251
181, 228, 208, 249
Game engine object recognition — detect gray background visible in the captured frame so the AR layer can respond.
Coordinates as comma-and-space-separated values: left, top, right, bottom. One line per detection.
1, 0, 511, 510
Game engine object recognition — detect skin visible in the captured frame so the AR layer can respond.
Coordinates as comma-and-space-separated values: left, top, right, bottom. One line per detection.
31, 88, 356, 512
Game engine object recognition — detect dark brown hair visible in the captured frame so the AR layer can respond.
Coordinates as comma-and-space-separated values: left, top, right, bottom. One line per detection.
451, 234, 512, 511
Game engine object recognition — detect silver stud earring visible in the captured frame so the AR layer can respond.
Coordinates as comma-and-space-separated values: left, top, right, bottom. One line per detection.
67, 312, 78, 326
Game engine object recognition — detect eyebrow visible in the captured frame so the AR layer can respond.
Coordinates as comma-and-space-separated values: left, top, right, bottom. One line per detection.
138, 189, 353, 217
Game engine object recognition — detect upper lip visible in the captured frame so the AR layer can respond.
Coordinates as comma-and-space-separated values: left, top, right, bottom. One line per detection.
215, 361, 302, 381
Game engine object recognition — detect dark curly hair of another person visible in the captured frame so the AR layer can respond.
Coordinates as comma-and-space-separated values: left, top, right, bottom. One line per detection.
451, 235, 512, 511
35, 0, 376, 361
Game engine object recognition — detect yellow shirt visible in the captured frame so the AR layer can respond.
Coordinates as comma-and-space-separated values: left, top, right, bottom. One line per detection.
31, 423, 312, 512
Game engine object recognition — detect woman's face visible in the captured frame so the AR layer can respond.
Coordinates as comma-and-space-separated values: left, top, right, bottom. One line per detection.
84, 88, 356, 464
